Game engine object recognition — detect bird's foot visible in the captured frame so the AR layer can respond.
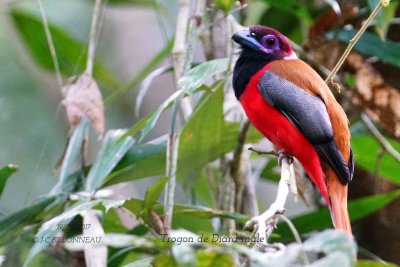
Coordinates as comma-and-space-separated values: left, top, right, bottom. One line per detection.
244, 205, 286, 245
278, 152, 294, 166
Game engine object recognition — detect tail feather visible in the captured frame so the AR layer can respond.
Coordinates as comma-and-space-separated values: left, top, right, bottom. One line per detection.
326, 168, 352, 234
329, 190, 352, 234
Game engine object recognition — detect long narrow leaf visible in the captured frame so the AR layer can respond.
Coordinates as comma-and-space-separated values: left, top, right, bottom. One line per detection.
105, 122, 263, 187
52, 119, 89, 194
135, 65, 173, 116
351, 134, 400, 185
143, 177, 169, 210
178, 58, 228, 94
12, 10, 119, 90
106, 39, 174, 105
85, 129, 135, 191
0, 196, 57, 246
177, 82, 224, 188
103, 137, 167, 186
0, 164, 17, 199
329, 29, 400, 68
122, 58, 229, 143
24, 200, 101, 267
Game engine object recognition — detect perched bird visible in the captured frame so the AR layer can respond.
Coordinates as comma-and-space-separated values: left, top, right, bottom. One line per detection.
232, 26, 354, 234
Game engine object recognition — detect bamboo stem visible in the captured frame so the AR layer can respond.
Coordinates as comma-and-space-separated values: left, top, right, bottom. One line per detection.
86, 0, 102, 76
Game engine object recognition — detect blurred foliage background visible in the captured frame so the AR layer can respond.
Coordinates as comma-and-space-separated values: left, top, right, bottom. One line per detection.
0, 0, 399, 266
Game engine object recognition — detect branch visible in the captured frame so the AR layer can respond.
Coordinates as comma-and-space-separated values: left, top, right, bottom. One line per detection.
325, 0, 390, 92
244, 154, 295, 245
248, 147, 280, 157
164, 0, 206, 231
231, 120, 251, 212
86, 0, 102, 76
361, 113, 400, 162
163, 0, 190, 232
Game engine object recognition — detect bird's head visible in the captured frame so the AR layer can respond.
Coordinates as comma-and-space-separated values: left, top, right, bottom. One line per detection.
232, 25, 297, 60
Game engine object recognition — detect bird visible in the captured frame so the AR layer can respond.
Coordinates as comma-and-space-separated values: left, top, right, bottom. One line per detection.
232, 25, 354, 234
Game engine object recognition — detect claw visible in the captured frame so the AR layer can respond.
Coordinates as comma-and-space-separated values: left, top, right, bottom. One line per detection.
278, 152, 294, 166
276, 208, 286, 215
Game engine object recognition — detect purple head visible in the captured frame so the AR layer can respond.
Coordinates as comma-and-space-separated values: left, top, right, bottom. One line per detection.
232, 25, 296, 60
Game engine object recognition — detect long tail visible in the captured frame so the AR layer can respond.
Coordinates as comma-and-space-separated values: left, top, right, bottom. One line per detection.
327, 169, 352, 234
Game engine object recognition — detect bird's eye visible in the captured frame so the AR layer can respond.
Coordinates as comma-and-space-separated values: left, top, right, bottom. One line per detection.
265, 37, 276, 48
250, 32, 256, 37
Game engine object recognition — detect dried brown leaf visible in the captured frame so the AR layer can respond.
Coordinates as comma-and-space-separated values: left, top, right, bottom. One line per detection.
62, 73, 104, 135
347, 52, 400, 140
149, 210, 166, 235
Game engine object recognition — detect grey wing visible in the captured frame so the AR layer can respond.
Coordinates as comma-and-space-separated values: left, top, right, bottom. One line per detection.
258, 71, 352, 184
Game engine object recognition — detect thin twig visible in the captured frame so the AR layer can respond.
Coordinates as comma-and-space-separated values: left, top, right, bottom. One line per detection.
163, 0, 190, 231
231, 120, 251, 212
86, 0, 102, 76
361, 113, 400, 162
37, 0, 63, 90
280, 215, 309, 264
163, 131, 179, 231
325, 0, 390, 92
374, 147, 385, 175
358, 246, 387, 263
279, 215, 302, 245
248, 147, 280, 157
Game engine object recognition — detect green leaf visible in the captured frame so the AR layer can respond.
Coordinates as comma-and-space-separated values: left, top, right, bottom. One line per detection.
260, 158, 280, 182
122, 258, 153, 267
153, 254, 178, 267
124, 90, 183, 142
275, 190, 400, 240
135, 65, 174, 117
52, 119, 89, 194
85, 129, 134, 191
11, 10, 119, 90
177, 82, 224, 188
24, 200, 101, 266
357, 260, 397, 267
261, 0, 312, 22
220, 123, 263, 153
178, 58, 229, 94
122, 198, 247, 233
329, 29, 400, 68
103, 208, 129, 233
123, 57, 229, 143
106, 0, 156, 6
0, 164, 18, 198
103, 137, 167, 186
351, 134, 400, 185
367, 0, 399, 39
106, 39, 174, 105
123, 198, 145, 217
196, 250, 235, 267
171, 205, 248, 223
0, 196, 57, 246
194, 171, 216, 207
213, 0, 236, 14
143, 177, 169, 210
172, 214, 214, 233
105, 122, 263, 187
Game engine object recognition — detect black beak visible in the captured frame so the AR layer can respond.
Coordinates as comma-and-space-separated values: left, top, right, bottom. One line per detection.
232, 29, 264, 52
